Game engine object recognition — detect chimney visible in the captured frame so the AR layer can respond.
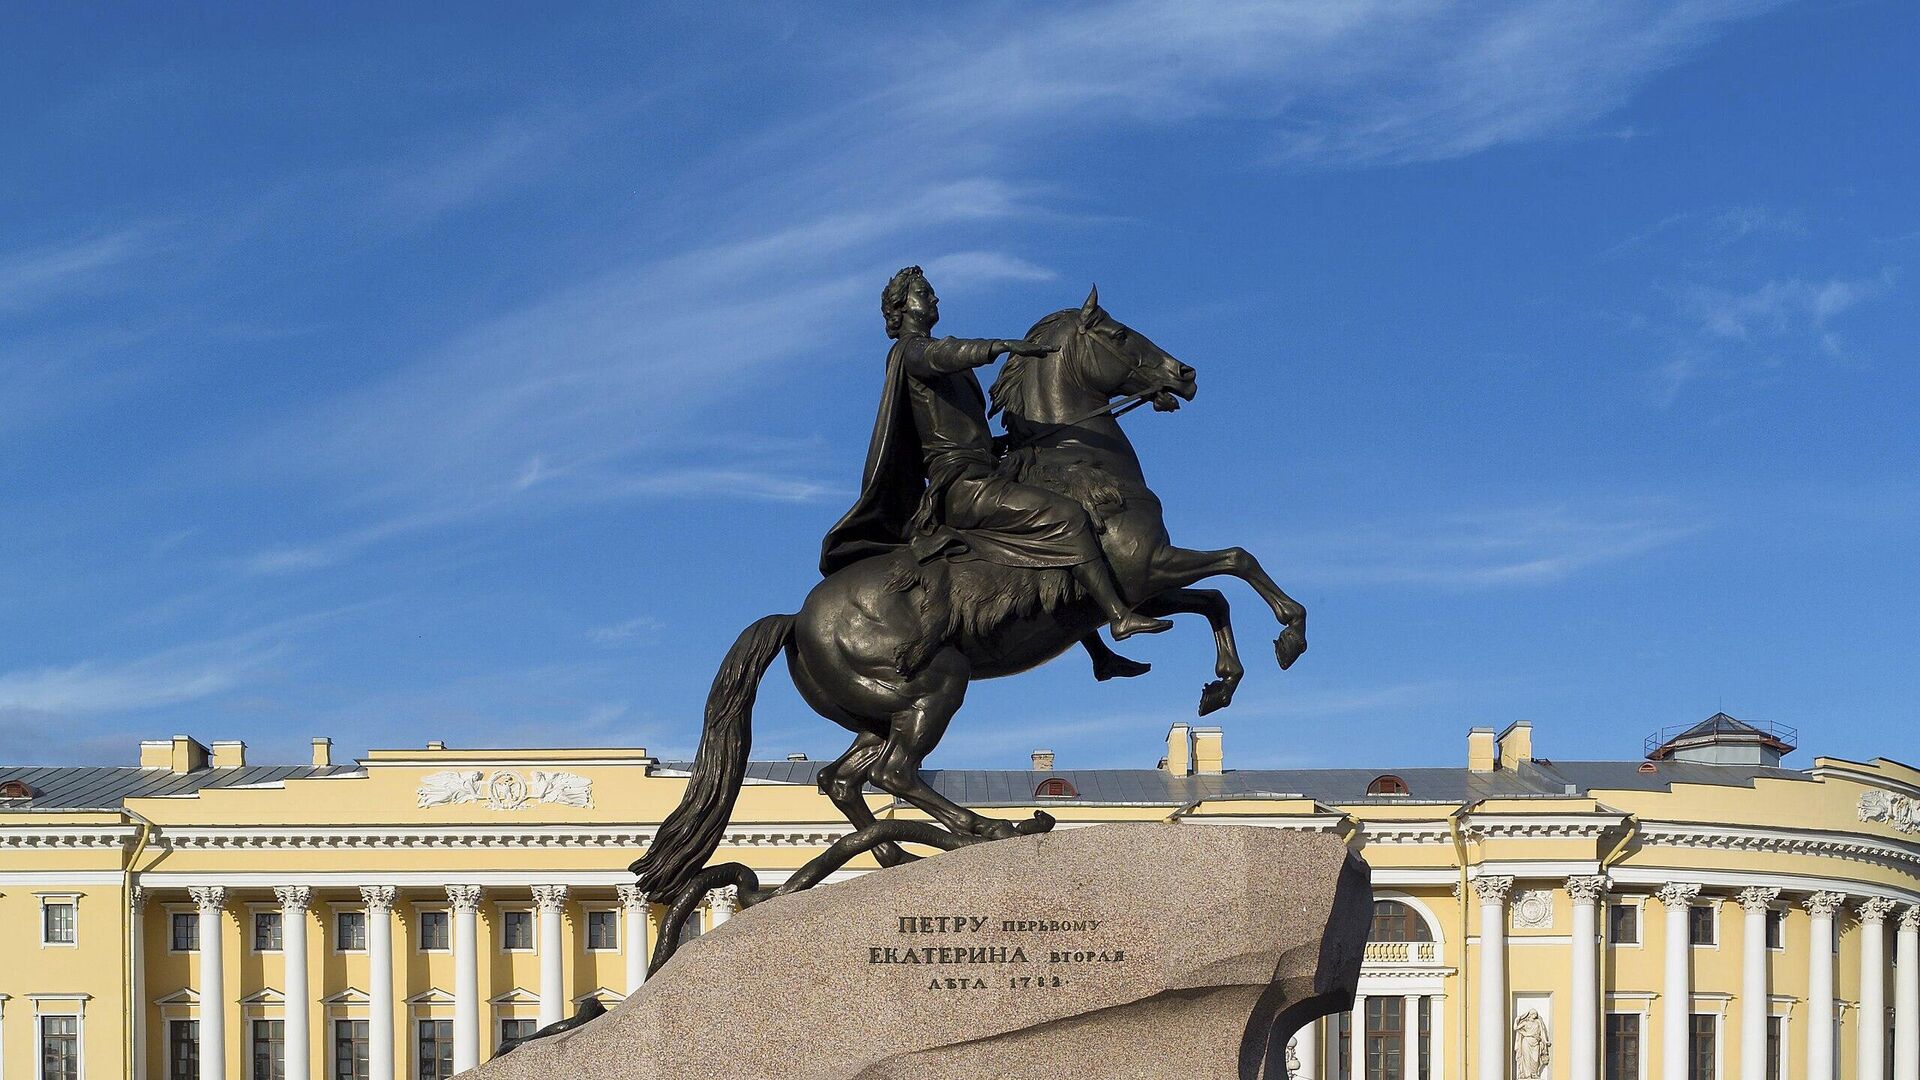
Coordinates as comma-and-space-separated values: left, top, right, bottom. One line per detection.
139, 739, 172, 769
311, 738, 333, 767
211, 740, 247, 768
1030, 749, 1055, 772
426, 740, 446, 751
168, 735, 209, 775
1468, 728, 1496, 774
1164, 723, 1194, 776
1497, 721, 1533, 770
1192, 728, 1223, 775
786, 752, 809, 762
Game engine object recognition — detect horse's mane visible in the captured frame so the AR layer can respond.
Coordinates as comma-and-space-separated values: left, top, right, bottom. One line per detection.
988, 308, 1080, 418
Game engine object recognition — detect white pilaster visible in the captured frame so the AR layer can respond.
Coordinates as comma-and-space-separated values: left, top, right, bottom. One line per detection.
616, 885, 649, 994
1804, 891, 1845, 1080
447, 884, 484, 1071
1403, 994, 1423, 1080
276, 887, 314, 1080
190, 886, 228, 1080
1657, 883, 1703, 1080
1736, 887, 1779, 1080
533, 885, 569, 1029
1430, 993, 1446, 1080
1473, 875, 1515, 1080
1896, 906, 1920, 1080
131, 887, 150, 1080
708, 885, 738, 927
360, 886, 396, 1080
1350, 994, 1367, 1080
1857, 898, 1895, 1080
1568, 876, 1607, 1080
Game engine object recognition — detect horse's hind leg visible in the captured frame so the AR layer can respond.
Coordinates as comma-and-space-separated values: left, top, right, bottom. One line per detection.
818, 732, 915, 866
1136, 588, 1244, 716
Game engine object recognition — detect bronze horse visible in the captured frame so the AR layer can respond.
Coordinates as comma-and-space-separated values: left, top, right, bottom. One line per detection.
633, 288, 1306, 903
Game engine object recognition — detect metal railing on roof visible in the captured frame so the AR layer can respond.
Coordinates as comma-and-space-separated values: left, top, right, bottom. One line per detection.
1643, 719, 1799, 759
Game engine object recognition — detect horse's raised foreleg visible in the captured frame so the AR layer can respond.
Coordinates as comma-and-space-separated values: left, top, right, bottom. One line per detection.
1134, 588, 1245, 716
1147, 545, 1307, 670
818, 732, 916, 867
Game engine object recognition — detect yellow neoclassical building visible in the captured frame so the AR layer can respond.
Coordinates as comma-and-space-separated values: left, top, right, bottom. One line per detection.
2, 715, 1917, 1080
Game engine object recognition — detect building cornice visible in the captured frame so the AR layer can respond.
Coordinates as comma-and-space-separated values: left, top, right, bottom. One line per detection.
1635, 820, 1920, 879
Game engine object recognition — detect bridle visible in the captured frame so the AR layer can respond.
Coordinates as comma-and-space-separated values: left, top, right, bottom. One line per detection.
998, 318, 1172, 453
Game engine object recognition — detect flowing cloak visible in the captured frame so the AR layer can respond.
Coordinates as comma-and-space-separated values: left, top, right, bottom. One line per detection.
819, 338, 956, 576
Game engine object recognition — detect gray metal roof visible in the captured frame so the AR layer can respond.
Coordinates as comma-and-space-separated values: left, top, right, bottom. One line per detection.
711, 757, 1813, 807
0, 765, 362, 811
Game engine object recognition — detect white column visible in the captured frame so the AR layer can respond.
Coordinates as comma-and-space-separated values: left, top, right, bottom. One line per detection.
360, 886, 396, 1080
1292, 1017, 1318, 1080
1568, 876, 1607, 1080
1804, 891, 1845, 1080
447, 885, 484, 1071
616, 885, 649, 994
276, 887, 314, 1080
1896, 905, 1919, 1080
1737, 888, 1780, 1080
190, 886, 228, 1080
533, 886, 569, 1029
1403, 994, 1423, 1080
1473, 875, 1515, 1080
708, 885, 738, 927
131, 887, 150, 1080
1857, 898, 1894, 1080
1350, 994, 1367, 1080
1657, 883, 1703, 1080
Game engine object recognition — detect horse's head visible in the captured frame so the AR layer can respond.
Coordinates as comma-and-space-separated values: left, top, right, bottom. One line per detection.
991, 285, 1197, 422
1068, 285, 1197, 410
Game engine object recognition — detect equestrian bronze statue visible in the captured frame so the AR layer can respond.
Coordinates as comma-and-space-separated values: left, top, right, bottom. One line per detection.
631, 269, 1308, 967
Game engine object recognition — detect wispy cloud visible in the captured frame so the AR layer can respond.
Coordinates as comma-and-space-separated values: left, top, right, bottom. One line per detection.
0, 639, 280, 718
0, 225, 161, 314
587, 615, 664, 647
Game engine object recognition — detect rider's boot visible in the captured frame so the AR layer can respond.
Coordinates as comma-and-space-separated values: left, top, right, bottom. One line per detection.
1072, 559, 1173, 641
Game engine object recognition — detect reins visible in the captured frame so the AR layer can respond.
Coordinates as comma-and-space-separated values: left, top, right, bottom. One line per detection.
999, 388, 1158, 453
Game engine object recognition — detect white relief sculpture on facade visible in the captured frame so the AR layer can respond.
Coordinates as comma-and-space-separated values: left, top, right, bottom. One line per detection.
1512, 889, 1555, 930
1859, 790, 1919, 834
417, 769, 593, 810
1513, 1009, 1551, 1080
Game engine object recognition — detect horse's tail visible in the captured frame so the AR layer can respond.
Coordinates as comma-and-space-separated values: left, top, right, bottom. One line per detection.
631, 613, 794, 903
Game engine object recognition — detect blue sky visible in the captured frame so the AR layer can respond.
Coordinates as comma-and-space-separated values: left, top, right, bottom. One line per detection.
1, 1, 1914, 772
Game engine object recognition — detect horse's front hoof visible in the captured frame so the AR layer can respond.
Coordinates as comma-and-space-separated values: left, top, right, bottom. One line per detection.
1016, 811, 1056, 835
1275, 627, 1307, 670
1199, 679, 1237, 716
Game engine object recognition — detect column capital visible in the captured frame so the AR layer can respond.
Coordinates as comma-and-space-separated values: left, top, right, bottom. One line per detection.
1471, 874, 1515, 903
1565, 875, 1609, 904
1655, 882, 1702, 908
1738, 886, 1781, 913
1858, 896, 1898, 924
1900, 904, 1920, 932
359, 885, 397, 913
1805, 890, 1848, 918
532, 884, 569, 912
275, 886, 314, 913
189, 885, 228, 912
707, 885, 739, 914
446, 884, 484, 913
616, 884, 645, 908
130, 885, 149, 912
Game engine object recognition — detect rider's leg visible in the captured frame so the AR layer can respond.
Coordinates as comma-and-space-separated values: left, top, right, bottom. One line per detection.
1081, 634, 1151, 680
1073, 556, 1173, 640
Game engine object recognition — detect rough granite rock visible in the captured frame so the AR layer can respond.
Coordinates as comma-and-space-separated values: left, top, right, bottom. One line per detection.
464, 821, 1370, 1080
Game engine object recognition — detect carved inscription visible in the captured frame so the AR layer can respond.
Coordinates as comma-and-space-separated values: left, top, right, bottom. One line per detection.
871, 912, 1130, 992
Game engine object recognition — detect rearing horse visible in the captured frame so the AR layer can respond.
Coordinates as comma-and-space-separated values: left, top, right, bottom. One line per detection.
632, 287, 1307, 903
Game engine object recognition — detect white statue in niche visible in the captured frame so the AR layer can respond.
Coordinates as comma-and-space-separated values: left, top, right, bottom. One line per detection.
1513, 1009, 1551, 1080
1285, 1037, 1301, 1076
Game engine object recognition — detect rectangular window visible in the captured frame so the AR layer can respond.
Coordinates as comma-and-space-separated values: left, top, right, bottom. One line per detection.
586, 910, 618, 951
169, 1018, 199, 1080
42, 1014, 81, 1080
1364, 996, 1403, 1080
1605, 1014, 1641, 1080
416, 1019, 455, 1080
1765, 1016, 1782, 1080
251, 1019, 286, 1080
1417, 996, 1431, 1080
418, 911, 450, 951
501, 910, 533, 951
332, 1019, 369, 1080
1689, 1014, 1717, 1080
336, 910, 367, 952
500, 1018, 537, 1047
1689, 904, 1717, 946
1337, 1010, 1352, 1080
254, 911, 283, 951
1765, 910, 1786, 951
42, 899, 77, 944
1609, 903, 1640, 945
172, 911, 200, 951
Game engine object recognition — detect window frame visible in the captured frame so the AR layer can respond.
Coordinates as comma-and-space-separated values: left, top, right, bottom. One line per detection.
414, 908, 451, 954
584, 908, 620, 952
1605, 1011, 1643, 1080
331, 1016, 370, 1080
169, 908, 201, 953
498, 909, 535, 953
1688, 1012, 1718, 1080
39, 895, 80, 948
251, 909, 284, 954
415, 1017, 455, 1080
37, 1010, 84, 1080
250, 1017, 286, 1080
334, 909, 368, 954
1688, 902, 1718, 948
499, 1017, 537, 1047
1764, 909, 1786, 952
168, 1016, 200, 1080
1608, 901, 1642, 947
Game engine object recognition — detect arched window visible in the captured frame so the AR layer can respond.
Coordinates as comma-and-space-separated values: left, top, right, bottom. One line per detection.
1034, 777, 1078, 799
1369, 900, 1433, 943
0, 779, 31, 799
1366, 774, 1410, 796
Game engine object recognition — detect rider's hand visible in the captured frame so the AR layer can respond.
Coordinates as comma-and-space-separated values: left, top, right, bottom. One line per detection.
1002, 339, 1057, 358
